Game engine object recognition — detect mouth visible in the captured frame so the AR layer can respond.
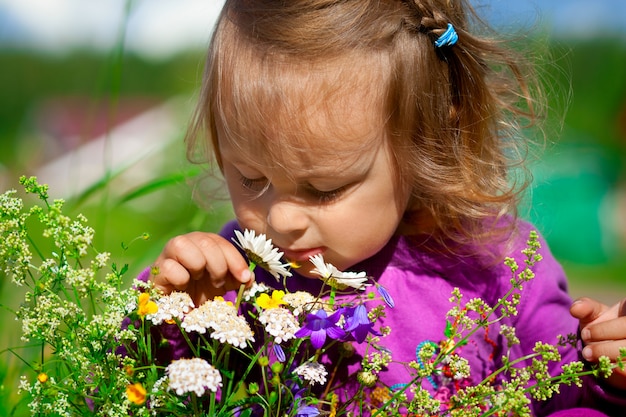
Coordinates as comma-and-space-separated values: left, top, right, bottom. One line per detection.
281, 247, 326, 264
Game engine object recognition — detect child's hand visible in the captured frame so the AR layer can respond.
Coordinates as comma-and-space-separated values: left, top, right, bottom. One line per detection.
570, 297, 626, 390
151, 232, 254, 306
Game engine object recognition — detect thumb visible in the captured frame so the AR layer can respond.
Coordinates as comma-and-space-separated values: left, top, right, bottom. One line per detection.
570, 297, 610, 329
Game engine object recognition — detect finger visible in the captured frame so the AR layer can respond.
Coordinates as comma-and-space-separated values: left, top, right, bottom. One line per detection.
152, 258, 191, 292
582, 339, 626, 362
207, 239, 254, 290
620, 298, 626, 317
570, 297, 610, 329
162, 234, 212, 280
582, 317, 626, 344
197, 235, 254, 290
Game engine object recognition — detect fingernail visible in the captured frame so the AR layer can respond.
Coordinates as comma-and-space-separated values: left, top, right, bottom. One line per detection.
241, 269, 252, 282
214, 280, 225, 288
581, 328, 591, 342
582, 346, 593, 361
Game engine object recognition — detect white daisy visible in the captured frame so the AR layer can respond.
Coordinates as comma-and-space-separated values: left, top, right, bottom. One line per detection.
293, 361, 328, 385
309, 254, 336, 280
309, 254, 369, 290
166, 358, 222, 396
233, 229, 292, 281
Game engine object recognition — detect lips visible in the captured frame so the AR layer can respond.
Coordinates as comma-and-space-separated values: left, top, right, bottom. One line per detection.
280, 247, 326, 263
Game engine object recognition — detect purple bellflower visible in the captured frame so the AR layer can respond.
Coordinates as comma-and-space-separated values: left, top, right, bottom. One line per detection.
295, 309, 346, 349
344, 304, 378, 343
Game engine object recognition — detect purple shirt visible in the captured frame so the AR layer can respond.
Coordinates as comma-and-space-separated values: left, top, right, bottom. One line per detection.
220, 220, 626, 416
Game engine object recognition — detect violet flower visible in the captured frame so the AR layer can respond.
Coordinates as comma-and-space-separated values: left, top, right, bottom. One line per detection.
376, 283, 395, 308
295, 309, 345, 349
344, 305, 379, 343
274, 344, 286, 362
296, 405, 320, 417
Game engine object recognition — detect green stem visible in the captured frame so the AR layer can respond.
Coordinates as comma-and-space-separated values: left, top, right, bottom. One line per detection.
329, 285, 337, 309
235, 262, 256, 312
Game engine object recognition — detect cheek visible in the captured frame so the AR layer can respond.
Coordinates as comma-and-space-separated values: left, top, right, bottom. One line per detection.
226, 183, 267, 230
232, 199, 267, 230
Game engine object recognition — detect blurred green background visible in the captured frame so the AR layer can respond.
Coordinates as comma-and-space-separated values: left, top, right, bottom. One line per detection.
1, 0, 626, 415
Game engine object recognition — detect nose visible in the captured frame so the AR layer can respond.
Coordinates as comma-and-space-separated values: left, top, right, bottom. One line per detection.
266, 199, 309, 235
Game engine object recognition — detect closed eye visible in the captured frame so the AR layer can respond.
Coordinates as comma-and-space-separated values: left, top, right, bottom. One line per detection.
239, 175, 269, 194
306, 185, 347, 204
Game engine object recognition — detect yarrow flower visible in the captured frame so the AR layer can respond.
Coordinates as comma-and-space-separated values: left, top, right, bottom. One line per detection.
309, 254, 368, 290
242, 281, 272, 301
147, 291, 194, 325
282, 291, 327, 317
166, 358, 222, 396
294, 361, 328, 385
258, 307, 300, 344
182, 297, 254, 348
233, 229, 292, 280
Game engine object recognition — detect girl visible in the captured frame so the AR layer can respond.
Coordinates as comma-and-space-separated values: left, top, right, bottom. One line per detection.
151, 0, 626, 415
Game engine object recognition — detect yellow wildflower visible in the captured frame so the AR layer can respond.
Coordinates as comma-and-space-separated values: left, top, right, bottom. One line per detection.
329, 393, 339, 417
137, 293, 158, 317
214, 296, 233, 306
126, 382, 147, 405
257, 290, 287, 310
370, 386, 391, 408
37, 372, 48, 383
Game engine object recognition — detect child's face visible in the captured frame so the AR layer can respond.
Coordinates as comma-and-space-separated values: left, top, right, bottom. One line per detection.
217, 65, 410, 277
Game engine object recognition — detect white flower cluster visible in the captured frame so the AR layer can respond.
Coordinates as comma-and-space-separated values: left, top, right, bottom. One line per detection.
181, 298, 254, 348
166, 358, 222, 396
242, 281, 272, 301
148, 291, 195, 325
258, 307, 300, 344
293, 361, 328, 385
282, 291, 327, 317
0, 190, 32, 285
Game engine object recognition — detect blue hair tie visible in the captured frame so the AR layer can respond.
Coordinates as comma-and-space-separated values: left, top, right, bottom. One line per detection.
434, 23, 458, 48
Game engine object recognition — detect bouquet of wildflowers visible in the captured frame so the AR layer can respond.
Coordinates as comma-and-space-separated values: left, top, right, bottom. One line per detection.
2, 177, 624, 417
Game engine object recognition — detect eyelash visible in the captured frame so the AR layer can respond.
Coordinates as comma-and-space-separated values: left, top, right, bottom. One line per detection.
306, 186, 346, 203
239, 175, 346, 203
239, 176, 268, 193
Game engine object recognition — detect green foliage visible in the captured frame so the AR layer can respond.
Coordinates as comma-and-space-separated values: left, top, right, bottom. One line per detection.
0, 50, 204, 170
2, 182, 624, 416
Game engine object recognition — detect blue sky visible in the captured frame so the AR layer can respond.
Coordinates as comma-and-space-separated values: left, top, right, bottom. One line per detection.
0, 0, 624, 58
481, 0, 626, 38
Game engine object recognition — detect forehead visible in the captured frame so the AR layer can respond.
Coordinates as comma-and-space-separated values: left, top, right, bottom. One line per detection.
214, 51, 389, 173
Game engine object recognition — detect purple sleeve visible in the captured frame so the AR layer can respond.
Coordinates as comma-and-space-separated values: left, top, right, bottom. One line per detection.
511, 230, 626, 416
219, 219, 240, 241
